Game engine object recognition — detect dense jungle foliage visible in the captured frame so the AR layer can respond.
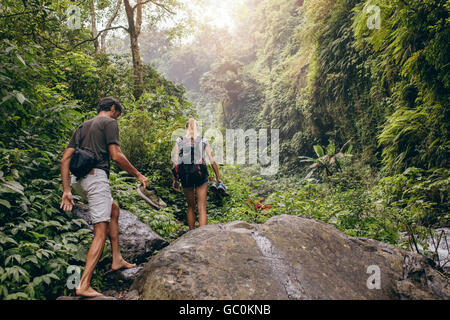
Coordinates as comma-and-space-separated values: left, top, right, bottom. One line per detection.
0, 0, 448, 299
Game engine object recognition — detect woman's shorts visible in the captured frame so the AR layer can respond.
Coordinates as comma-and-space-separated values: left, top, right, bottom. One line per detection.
181, 176, 209, 190
71, 168, 113, 224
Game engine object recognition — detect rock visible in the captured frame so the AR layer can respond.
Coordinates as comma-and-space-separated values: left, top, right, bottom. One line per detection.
130, 215, 450, 300
400, 228, 449, 273
124, 289, 140, 300
396, 253, 449, 299
104, 265, 145, 286
120, 265, 145, 281
72, 204, 168, 263
100, 265, 144, 300
56, 295, 117, 300
424, 228, 449, 273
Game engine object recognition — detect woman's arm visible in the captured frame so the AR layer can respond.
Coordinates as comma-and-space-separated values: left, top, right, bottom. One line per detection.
172, 144, 180, 192
173, 144, 179, 169
205, 145, 221, 182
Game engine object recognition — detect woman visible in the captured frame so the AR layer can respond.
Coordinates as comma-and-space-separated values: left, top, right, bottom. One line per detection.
172, 118, 221, 230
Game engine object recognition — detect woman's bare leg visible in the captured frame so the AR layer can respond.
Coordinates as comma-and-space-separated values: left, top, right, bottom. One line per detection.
196, 183, 208, 227
183, 188, 196, 230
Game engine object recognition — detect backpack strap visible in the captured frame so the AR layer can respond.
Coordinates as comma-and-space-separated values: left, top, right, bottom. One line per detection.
75, 124, 84, 149
177, 136, 207, 164
178, 136, 184, 158
75, 122, 96, 158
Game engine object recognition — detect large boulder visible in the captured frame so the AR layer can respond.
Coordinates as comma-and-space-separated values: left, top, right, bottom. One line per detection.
72, 204, 168, 264
129, 215, 449, 300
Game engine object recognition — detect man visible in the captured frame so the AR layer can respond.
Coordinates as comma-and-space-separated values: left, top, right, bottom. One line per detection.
60, 97, 148, 297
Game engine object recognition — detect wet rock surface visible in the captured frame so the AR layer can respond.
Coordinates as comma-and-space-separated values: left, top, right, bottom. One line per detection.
130, 215, 449, 300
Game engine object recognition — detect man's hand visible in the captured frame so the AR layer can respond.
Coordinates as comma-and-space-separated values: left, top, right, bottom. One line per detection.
109, 144, 149, 188
60, 191, 75, 212
60, 147, 75, 212
172, 180, 180, 192
137, 174, 148, 189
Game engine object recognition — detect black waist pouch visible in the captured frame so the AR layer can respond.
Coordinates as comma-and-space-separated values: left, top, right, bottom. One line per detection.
70, 147, 96, 180
69, 124, 97, 180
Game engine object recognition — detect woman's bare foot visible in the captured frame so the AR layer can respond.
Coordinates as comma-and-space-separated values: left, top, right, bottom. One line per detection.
76, 286, 104, 297
111, 258, 136, 271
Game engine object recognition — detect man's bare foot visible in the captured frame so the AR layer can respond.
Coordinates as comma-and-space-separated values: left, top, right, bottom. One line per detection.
76, 286, 104, 297
111, 258, 136, 271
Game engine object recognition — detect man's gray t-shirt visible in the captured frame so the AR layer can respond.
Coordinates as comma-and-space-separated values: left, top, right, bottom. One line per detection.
67, 116, 120, 175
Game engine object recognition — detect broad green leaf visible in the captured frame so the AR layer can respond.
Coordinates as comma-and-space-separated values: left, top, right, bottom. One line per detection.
47, 273, 60, 280
16, 92, 26, 105
313, 145, 325, 158
5, 292, 28, 300
5, 254, 21, 265
0, 234, 17, 245
16, 54, 26, 66
0, 199, 11, 208
22, 255, 39, 265
1, 180, 24, 195
0, 285, 8, 298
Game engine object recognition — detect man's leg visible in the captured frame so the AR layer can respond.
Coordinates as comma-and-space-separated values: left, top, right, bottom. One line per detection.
76, 222, 108, 297
108, 201, 136, 270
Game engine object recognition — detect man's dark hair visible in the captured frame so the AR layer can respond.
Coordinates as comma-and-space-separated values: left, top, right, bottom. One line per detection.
96, 97, 124, 114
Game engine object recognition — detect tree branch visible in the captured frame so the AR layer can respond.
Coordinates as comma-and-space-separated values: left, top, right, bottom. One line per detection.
132, 0, 175, 14
36, 26, 129, 52
0, 9, 42, 19
36, 33, 69, 51
71, 25, 129, 50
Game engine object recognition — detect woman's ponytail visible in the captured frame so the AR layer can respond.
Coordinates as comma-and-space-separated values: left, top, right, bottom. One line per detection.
185, 118, 198, 139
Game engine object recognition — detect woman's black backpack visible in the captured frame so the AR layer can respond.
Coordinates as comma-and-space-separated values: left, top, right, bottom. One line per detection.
173, 136, 208, 186
69, 124, 97, 180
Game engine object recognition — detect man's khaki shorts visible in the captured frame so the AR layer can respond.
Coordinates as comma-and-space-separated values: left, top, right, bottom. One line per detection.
71, 168, 113, 224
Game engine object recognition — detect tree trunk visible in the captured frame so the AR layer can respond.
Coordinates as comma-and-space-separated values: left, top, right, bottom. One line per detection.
130, 32, 144, 99
124, 0, 144, 100
100, 0, 123, 53
90, 0, 99, 53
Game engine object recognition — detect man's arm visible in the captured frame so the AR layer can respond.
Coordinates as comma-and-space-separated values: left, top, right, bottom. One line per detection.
108, 144, 148, 188
60, 147, 75, 211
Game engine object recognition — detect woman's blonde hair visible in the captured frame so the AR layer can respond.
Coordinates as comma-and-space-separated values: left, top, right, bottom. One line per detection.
185, 118, 199, 139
